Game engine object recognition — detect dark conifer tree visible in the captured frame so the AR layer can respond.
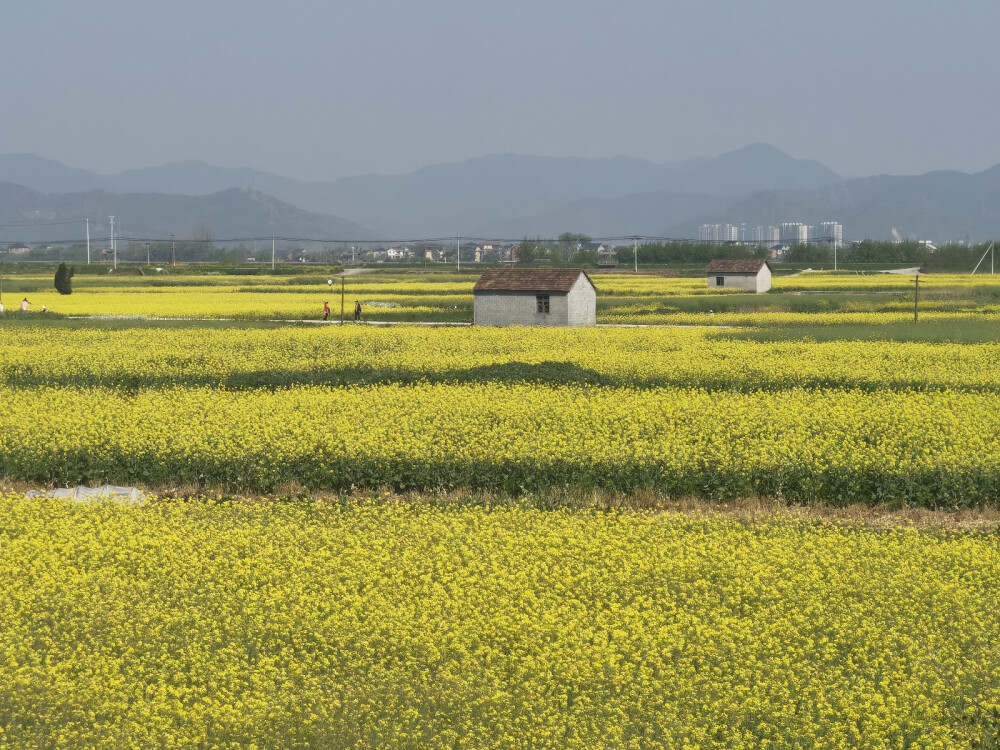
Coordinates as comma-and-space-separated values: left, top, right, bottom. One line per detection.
54, 262, 75, 295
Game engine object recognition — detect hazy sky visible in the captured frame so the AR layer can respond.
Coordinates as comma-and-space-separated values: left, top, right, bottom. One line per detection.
4, 0, 999, 181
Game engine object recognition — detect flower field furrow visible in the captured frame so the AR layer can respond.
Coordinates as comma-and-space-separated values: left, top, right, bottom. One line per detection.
2, 383, 999, 504
4, 325, 1000, 393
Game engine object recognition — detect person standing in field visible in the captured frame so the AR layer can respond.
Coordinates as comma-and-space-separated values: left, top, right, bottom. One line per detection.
323, 301, 330, 321
354, 300, 361, 322
20, 298, 29, 312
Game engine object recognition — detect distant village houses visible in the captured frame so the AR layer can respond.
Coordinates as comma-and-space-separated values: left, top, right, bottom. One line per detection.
699, 222, 843, 250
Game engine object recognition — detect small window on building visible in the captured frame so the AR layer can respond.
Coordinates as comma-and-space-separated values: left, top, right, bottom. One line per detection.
716, 276, 725, 287
536, 294, 550, 313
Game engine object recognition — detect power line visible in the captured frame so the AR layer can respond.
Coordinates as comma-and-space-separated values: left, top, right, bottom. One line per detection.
0, 218, 89, 227
0, 232, 978, 248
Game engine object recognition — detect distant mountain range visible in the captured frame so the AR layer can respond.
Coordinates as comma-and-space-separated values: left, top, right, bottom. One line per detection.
1, 145, 999, 244
0, 145, 840, 241
0, 183, 379, 246
669, 166, 1000, 243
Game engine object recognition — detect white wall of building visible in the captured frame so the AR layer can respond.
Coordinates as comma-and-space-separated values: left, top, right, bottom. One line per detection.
565, 274, 597, 326
707, 266, 772, 293
474, 276, 596, 327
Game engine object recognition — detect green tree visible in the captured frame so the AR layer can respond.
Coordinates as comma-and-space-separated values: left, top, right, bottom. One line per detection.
515, 240, 541, 264
54, 262, 75, 295
570, 249, 599, 266
557, 233, 592, 262
784, 244, 832, 264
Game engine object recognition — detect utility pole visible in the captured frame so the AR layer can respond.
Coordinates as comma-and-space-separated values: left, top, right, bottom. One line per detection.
914, 274, 919, 324
170, 234, 176, 266
457, 235, 460, 272
109, 216, 116, 269
272, 235, 275, 271
86, 218, 90, 264
146, 242, 150, 266
971, 242, 994, 275
633, 236, 639, 273
340, 274, 345, 325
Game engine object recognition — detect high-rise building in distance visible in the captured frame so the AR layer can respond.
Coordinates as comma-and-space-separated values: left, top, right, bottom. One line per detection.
818, 222, 843, 249
781, 222, 809, 245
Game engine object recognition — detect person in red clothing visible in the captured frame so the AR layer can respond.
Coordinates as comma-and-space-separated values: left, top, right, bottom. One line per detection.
323, 301, 330, 321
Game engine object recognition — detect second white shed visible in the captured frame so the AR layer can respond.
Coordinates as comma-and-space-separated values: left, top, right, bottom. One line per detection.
706, 259, 772, 293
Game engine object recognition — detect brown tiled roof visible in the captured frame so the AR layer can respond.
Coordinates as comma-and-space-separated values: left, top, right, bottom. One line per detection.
473, 268, 594, 293
706, 259, 770, 273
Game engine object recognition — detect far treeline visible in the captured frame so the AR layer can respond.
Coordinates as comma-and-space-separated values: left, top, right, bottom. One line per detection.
495, 236, 994, 271
615, 239, 995, 271
8, 237, 995, 272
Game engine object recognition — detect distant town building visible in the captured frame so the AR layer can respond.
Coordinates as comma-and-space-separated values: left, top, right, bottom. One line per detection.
698, 224, 740, 245
699, 224, 739, 244
596, 246, 617, 269
817, 222, 843, 249
703, 221, 844, 250
473, 268, 596, 327
781, 222, 809, 246
751, 226, 780, 247
7, 243, 30, 255
386, 247, 412, 261
707, 259, 772, 294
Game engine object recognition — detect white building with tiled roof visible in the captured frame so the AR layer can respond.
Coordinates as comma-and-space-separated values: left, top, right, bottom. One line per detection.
706, 259, 772, 293
473, 268, 596, 327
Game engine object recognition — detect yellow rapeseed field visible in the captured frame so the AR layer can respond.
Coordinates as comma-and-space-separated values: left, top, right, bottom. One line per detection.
2, 324, 1000, 504
9, 270, 1000, 325
0, 496, 997, 748
3, 271, 1000, 748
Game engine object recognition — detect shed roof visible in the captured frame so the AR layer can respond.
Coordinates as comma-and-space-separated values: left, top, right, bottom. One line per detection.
706, 259, 770, 274
473, 268, 594, 293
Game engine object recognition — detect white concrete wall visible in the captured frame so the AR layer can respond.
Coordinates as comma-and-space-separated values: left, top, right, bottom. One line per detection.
475, 292, 569, 326
475, 286, 596, 326
566, 275, 597, 326
707, 268, 771, 294
754, 265, 772, 293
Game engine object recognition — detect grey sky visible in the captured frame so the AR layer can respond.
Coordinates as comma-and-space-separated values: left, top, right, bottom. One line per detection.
4, 0, 999, 181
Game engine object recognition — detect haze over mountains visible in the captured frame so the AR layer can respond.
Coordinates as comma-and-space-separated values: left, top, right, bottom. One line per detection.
0, 182, 379, 246
2, 144, 999, 245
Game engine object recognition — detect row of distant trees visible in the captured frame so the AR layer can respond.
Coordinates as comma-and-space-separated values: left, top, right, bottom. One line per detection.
442, 237, 996, 270
7, 236, 995, 272
781, 240, 992, 270
607, 240, 989, 271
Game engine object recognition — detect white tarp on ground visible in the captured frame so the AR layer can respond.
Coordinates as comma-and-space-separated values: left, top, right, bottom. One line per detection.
25, 485, 146, 504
